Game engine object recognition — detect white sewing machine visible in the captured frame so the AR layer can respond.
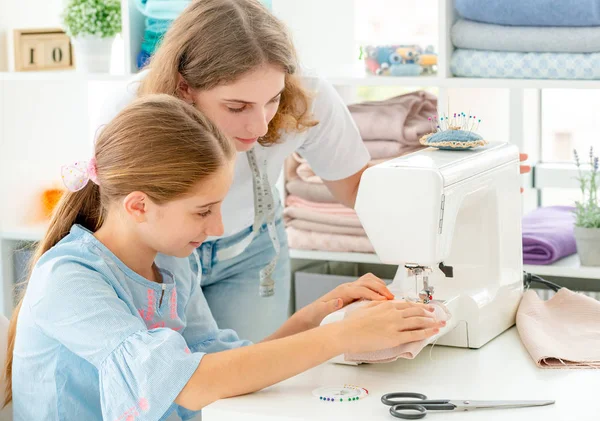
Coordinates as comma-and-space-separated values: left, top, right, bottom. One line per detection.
321, 141, 523, 356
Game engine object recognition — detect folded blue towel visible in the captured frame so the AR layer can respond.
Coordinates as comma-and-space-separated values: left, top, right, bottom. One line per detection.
137, 49, 152, 70
134, 1, 188, 70
455, 0, 600, 27
451, 49, 600, 80
452, 19, 600, 53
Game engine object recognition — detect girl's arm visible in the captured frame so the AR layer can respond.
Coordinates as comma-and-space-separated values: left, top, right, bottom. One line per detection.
176, 321, 345, 410
322, 162, 369, 208
175, 300, 442, 411
262, 273, 395, 341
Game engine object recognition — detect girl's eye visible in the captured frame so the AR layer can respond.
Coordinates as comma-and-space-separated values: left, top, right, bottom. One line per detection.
227, 106, 246, 113
198, 209, 212, 218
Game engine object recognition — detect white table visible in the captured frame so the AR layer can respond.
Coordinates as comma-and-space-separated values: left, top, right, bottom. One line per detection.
203, 328, 598, 421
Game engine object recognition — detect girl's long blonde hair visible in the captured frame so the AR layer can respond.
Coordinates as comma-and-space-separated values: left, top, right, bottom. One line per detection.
139, 0, 318, 145
3, 94, 235, 407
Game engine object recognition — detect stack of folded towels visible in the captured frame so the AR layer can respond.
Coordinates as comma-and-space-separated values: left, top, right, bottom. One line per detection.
451, 0, 600, 80
135, 0, 191, 70
285, 91, 437, 253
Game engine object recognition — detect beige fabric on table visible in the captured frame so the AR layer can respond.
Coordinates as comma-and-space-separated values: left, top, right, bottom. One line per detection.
516, 288, 600, 368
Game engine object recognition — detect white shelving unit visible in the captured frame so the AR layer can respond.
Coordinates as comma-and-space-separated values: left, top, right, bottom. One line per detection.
2, 221, 598, 286
323, 73, 600, 90
1, 0, 599, 316
289, 249, 600, 281
0, 224, 48, 242
0, 71, 130, 82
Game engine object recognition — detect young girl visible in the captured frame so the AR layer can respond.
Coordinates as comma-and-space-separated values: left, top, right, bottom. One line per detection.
7, 95, 443, 421
99, 0, 529, 344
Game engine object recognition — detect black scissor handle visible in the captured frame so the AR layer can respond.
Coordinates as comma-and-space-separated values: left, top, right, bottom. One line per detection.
381, 392, 428, 406
390, 403, 427, 420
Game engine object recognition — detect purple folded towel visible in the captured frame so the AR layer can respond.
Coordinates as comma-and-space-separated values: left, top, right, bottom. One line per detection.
522, 206, 577, 265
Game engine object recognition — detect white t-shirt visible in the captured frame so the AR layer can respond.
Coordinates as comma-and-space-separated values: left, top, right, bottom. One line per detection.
93, 71, 370, 238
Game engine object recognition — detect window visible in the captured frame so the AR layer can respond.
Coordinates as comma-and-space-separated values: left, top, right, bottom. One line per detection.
541, 90, 599, 163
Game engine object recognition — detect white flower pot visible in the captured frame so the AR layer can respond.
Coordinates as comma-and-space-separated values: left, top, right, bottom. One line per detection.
71, 35, 114, 73
574, 226, 600, 266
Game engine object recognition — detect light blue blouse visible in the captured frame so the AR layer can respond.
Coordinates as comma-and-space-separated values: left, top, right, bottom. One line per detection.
13, 224, 251, 421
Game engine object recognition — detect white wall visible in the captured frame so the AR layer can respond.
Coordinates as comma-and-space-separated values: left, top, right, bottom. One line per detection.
541, 90, 599, 162
446, 88, 509, 144
272, 0, 359, 77
0, 80, 91, 229
0, 0, 67, 71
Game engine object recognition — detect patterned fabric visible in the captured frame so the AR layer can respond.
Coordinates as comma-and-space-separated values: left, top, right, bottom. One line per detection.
451, 49, 600, 80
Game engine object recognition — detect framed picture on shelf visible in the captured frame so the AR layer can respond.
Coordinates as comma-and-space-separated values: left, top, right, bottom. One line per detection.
9, 28, 75, 72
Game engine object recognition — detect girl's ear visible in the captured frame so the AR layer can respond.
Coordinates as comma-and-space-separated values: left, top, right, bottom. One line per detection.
177, 73, 196, 104
123, 191, 149, 223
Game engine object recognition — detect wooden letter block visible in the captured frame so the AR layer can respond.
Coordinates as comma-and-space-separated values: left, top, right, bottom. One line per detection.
13, 28, 74, 72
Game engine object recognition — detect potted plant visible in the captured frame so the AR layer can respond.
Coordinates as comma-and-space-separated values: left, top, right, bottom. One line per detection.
573, 147, 600, 266
62, 0, 121, 73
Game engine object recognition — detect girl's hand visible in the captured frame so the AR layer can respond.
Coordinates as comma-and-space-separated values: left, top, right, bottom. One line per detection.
340, 300, 445, 354
321, 273, 394, 306
295, 273, 394, 330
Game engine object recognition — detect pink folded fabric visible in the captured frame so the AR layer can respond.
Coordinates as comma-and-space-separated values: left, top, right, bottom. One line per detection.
297, 162, 322, 184
285, 218, 367, 236
285, 195, 356, 216
292, 153, 323, 184
344, 300, 452, 363
516, 288, 600, 368
286, 227, 374, 253
285, 155, 301, 181
283, 207, 363, 227
364, 140, 425, 160
286, 178, 336, 203
348, 91, 438, 143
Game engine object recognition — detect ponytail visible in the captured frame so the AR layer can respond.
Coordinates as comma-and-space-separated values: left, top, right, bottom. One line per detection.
3, 181, 102, 406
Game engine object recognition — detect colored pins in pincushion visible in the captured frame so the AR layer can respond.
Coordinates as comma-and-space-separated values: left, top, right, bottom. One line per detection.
421, 112, 487, 150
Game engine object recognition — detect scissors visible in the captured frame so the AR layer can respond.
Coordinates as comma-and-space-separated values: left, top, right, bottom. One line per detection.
381, 392, 555, 419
